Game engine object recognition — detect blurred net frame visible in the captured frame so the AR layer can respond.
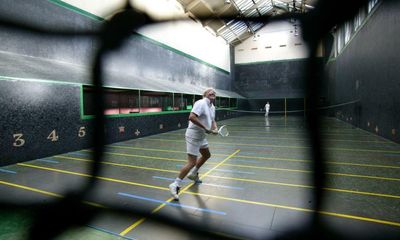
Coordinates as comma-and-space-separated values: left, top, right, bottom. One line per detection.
0, 0, 387, 239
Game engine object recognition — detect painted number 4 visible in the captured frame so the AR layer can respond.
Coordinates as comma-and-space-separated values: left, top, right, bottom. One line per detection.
47, 130, 59, 142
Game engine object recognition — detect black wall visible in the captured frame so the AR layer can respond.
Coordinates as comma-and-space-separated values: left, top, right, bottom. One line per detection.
0, 79, 240, 166
325, 1, 400, 143
233, 59, 310, 99
0, 0, 236, 165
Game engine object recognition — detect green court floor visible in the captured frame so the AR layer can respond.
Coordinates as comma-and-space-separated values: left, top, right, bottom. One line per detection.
1, 116, 400, 240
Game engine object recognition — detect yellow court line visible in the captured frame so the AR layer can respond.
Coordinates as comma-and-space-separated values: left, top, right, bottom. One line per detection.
54, 155, 180, 173
82, 150, 187, 163
15, 160, 400, 229
222, 163, 311, 173
107, 145, 230, 158
51, 155, 400, 200
144, 138, 400, 154
97, 145, 400, 170
228, 159, 400, 170
107, 145, 186, 154
164, 132, 392, 144
119, 149, 241, 236
183, 192, 400, 228
105, 145, 306, 162
326, 172, 400, 182
0, 180, 104, 208
145, 138, 308, 150
0, 180, 63, 198
77, 149, 400, 178
207, 175, 400, 200
326, 161, 400, 169
17, 163, 169, 191
106, 146, 400, 169
63, 150, 400, 180
235, 154, 400, 169
228, 129, 364, 135
106, 145, 233, 158
228, 128, 380, 136
318, 211, 400, 227
107, 144, 400, 166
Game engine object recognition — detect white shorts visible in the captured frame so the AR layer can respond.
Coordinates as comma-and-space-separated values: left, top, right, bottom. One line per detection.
185, 137, 208, 156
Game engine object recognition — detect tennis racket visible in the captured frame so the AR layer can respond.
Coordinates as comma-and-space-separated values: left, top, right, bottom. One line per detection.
217, 125, 229, 137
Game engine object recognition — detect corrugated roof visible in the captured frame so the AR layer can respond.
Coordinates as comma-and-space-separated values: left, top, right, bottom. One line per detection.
177, 0, 316, 45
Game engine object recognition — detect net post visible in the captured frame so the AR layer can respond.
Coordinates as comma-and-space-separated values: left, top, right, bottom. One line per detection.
172, 92, 174, 111
285, 98, 287, 118
181, 93, 183, 110
138, 89, 141, 113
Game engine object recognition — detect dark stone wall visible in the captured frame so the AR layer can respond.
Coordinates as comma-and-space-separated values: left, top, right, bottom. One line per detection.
0, 0, 238, 165
0, 79, 239, 166
325, 1, 400, 143
233, 58, 324, 99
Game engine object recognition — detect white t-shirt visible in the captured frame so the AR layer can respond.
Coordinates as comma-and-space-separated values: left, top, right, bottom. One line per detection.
265, 103, 270, 111
186, 98, 215, 140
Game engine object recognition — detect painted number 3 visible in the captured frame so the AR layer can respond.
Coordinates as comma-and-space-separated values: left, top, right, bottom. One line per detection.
13, 133, 25, 147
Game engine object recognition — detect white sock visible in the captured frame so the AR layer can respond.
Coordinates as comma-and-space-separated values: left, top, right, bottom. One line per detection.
174, 178, 182, 187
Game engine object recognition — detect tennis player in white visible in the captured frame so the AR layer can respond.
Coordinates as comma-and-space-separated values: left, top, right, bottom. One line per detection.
169, 88, 218, 200
265, 101, 270, 117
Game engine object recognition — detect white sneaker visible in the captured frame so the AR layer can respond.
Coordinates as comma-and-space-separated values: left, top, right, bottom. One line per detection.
169, 183, 180, 201
187, 172, 202, 184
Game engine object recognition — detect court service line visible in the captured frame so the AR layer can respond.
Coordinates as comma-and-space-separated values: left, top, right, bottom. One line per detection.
63, 149, 400, 181
0, 180, 138, 239
228, 129, 379, 137
218, 129, 391, 142
107, 145, 186, 154
105, 145, 400, 166
152, 176, 244, 190
55, 155, 180, 173
118, 149, 241, 236
162, 132, 392, 145
49, 155, 400, 200
106, 144, 400, 169
185, 191, 400, 228
144, 138, 400, 154
228, 128, 381, 136
17, 163, 169, 191
206, 175, 400, 200
0, 180, 104, 208
61, 152, 400, 181
118, 192, 226, 216
14, 162, 400, 229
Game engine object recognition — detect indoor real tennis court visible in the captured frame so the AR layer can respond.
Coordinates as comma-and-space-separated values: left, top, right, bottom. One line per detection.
2, 114, 400, 239
1, 0, 399, 240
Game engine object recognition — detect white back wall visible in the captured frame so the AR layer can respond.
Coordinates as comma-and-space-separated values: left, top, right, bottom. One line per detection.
235, 20, 322, 64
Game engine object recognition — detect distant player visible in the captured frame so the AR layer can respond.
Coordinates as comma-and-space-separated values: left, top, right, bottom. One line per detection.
169, 88, 218, 201
265, 101, 270, 117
